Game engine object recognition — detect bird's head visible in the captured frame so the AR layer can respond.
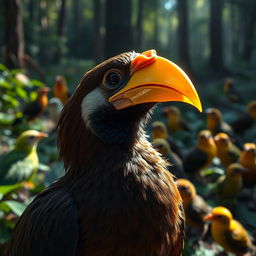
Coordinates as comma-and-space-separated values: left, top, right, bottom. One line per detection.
214, 132, 230, 150
37, 87, 49, 98
205, 108, 222, 130
152, 121, 168, 139
240, 143, 256, 166
227, 163, 247, 177
224, 78, 234, 90
152, 138, 170, 156
15, 130, 48, 152
55, 75, 67, 90
204, 206, 232, 225
176, 179, 196, 203
247, 101, 256, 120
197, 130, 217, 156
163, 106, 181, 121
58, 50, 201, 170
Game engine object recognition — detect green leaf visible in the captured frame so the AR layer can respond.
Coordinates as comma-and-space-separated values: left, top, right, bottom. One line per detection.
0, 79, 12, 89
0, 184, 21, 196
203, 167, 224, 176
15, 86, 28, 99
2, 94, 19, 107
10, 69, 22, 75
29, 91, 37, 101
0, 64, 8, 71
0, 112, 14, 125
30, 79, 44, 87
2, 200, 26, 216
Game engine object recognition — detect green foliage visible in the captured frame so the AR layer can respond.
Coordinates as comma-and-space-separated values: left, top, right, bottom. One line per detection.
0, 65, 44, 125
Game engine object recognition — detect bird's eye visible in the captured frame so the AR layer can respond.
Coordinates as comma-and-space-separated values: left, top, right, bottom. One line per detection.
104, 69, 122, 89
28, 136, 34, 140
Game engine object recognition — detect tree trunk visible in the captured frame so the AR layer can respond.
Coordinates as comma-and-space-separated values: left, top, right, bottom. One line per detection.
177, 0, 191, 69
242, 7, 256, 62
209, 0, 223, 71
105, 0, 133, 58
4, 0, 25, 69
38, 0, 48, 64
55, 0, 67, 63
153, 0, 159, 49
26, 0, 35, 54
136, 0, 145, 51
93, 0, 103, 63
72, 0, 81, 57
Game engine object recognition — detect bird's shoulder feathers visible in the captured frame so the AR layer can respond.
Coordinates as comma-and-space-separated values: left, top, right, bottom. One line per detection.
7, 186, 79, 256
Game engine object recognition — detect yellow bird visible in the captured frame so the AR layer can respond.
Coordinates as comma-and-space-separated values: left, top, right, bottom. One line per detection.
214, 133, 241, 168
151, 121, 183, 158
152, 138, 185, 178
217, 163, 246, 200
183, 130, 217, 176
163, 106, 190, 133
223, 78, 243, 104
239, 143, 256, 187
176, 179, 211, 237
204, 206, 255, 255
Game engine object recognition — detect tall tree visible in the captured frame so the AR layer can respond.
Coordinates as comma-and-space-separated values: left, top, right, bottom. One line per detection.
177, 0, 191, 69
55, 0, 67, 63
72, 0, 81, 57
136, 0, 145, 51
4, 0, 25, 69
242, 2, 256, 62
93, 0, 103, 63
105, 0, 133, 58
209, 0, 223, 71
153, 0, 159, 49
26, 0, 35, 54
38, 0, 48, 64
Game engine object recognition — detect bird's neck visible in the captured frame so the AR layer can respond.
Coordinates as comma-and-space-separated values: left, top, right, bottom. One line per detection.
65, 125, 151, 175
37, 95, 48, 109
15, 143, 36, 154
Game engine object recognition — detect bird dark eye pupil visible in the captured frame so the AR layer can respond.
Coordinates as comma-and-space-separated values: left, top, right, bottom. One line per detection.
106, 72, 121, 88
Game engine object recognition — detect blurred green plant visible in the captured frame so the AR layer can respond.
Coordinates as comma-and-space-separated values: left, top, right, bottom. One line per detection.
0, 64, 44, 125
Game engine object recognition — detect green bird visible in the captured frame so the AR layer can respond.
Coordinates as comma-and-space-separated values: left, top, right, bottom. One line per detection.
0, 130, 47, 186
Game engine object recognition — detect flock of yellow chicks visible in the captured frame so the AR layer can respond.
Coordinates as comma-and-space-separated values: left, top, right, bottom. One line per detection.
150, 93, 256, 255
1, 74, 256, 255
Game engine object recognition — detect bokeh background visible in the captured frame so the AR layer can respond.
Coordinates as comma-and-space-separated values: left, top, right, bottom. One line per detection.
0, 0, 256, 255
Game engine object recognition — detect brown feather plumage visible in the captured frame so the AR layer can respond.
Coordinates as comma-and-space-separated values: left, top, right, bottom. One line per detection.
8, 51, 185, 256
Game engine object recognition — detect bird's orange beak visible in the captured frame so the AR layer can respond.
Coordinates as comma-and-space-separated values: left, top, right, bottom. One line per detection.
203, 213, 215, 221
36, 132, 48, 139
109, 50, 202, 112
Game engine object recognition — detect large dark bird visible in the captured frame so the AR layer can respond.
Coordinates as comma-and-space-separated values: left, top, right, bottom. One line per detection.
7, 50, 202, 256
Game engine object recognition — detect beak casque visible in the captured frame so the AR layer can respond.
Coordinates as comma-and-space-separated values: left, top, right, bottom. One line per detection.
109, 50, 202, 112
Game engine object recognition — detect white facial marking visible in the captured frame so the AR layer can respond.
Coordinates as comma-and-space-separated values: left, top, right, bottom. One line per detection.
81, 87, 107, 128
